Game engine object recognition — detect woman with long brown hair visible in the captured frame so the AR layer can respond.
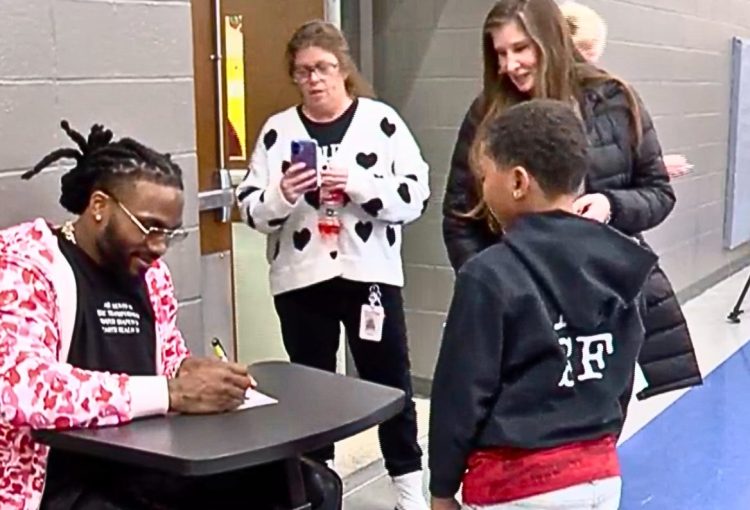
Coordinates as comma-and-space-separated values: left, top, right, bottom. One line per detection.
237, 20, 430, 510
439, 1, 701, 502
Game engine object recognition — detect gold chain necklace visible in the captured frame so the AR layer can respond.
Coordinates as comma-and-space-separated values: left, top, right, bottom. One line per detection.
60, 220, 77, 245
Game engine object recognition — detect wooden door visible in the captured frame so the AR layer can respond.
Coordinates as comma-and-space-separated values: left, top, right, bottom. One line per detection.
190, 0, 325, 360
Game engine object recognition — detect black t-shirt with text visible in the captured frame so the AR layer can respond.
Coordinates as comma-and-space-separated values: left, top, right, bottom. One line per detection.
55, 231, 156, 375
298, 98, 358, 161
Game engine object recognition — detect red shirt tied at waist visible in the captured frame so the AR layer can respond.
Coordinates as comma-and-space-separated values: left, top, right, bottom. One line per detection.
462, 435, 620, 505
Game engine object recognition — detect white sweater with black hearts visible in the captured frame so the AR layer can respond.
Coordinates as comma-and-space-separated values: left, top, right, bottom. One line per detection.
236, 98, 431, 296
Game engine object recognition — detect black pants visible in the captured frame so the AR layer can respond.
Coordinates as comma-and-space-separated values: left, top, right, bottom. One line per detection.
274, 278, 423, 477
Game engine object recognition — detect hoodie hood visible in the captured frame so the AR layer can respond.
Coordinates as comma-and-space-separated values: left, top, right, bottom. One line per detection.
504, 210, 657, 330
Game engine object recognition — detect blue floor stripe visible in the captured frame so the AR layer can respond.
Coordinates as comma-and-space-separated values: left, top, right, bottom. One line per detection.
619, 341, 750, 509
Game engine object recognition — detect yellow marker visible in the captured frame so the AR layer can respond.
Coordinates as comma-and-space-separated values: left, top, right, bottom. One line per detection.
211, 337, 229, 362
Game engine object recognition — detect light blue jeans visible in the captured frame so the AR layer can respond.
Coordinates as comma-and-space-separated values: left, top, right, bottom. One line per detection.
463, 477, 622, 509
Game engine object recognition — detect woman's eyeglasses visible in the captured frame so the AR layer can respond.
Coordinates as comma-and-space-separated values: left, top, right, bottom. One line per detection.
292, 61, 340, 83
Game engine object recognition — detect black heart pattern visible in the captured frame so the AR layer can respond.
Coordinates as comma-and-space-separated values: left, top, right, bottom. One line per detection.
397, 183, 412, 204
355, 221, 374, 242
272, 240, 281, 260
356, 152, 378, 169
268, 216, 289, 227
245, 207, 255, 229
281, 160, 291, 174
304, 190, 321, 209
405, 174, 418, 182
237, 186, 260, 203
292, 228, 311, 251
330, 251, 338, 259
263, 129, 278, 150
386, 226, 397, 246
380, 117, 396, 137
361, 198, 383, 217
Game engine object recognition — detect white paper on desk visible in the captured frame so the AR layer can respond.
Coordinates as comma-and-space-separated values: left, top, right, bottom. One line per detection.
235, 389, 278, 411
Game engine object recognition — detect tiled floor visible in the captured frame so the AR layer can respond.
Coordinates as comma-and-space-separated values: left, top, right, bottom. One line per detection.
341, 268, 750, 508
619, 341, 750, 508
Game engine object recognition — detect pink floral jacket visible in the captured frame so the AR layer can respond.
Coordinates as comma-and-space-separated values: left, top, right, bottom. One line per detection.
0, 219, 190, 509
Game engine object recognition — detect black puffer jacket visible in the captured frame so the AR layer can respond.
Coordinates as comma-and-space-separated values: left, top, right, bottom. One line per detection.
442, 80, 702, 399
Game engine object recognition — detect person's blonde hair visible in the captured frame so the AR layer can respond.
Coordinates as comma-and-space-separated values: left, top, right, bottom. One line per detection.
285, 20, 375, 98
463, 0, 641, 228
560, 1, 607, 63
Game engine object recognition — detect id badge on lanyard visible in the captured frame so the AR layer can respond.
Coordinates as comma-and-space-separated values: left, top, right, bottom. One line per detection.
360, 284, 385, 342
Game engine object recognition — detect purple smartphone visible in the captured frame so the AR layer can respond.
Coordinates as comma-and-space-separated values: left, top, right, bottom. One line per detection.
291, 139, 319, 184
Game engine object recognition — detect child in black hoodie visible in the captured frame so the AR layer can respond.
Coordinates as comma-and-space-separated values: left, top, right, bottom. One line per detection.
429, 99, 657, 510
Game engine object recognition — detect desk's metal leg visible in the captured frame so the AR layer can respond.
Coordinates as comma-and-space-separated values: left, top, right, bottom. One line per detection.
285, 457, 312, 510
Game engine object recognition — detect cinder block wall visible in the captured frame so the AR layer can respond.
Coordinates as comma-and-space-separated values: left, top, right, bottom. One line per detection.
371, 0, 750, 384
0, 0, 204, 352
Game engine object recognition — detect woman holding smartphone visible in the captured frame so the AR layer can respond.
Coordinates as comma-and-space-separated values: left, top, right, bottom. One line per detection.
236, 20, 431, 510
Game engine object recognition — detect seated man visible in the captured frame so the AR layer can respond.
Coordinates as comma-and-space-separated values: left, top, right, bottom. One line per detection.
0, 122, 338, 510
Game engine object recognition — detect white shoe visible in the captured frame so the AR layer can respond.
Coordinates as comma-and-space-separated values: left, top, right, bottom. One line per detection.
392, 471, 429, 510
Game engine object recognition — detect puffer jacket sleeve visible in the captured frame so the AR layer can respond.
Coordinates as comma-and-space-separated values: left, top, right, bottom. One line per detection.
442, 96, 497, 272
600, 90, 676, 235
636, 265, 703, 399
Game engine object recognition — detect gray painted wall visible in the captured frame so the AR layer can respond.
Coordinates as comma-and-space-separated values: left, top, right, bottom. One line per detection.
0, 0, 204, 353
371, 0, 750, 382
